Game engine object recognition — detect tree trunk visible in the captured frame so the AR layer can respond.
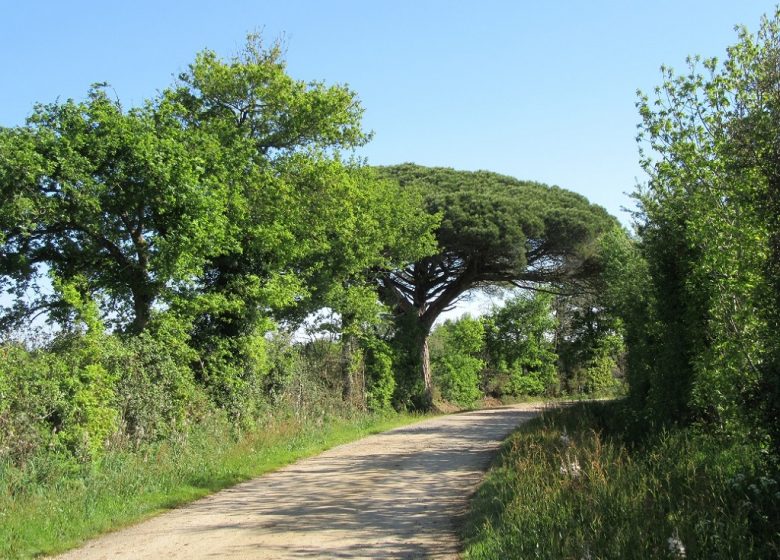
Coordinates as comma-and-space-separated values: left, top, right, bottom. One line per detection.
392, 309, 436, 410
420, 334, 433, 409
130, 232, 153, 334
130, 287, 153, 334
342, 331, 356, 402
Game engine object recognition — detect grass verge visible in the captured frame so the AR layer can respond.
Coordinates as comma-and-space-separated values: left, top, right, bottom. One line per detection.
463, 400, 779, 559
0, 410, 430, 559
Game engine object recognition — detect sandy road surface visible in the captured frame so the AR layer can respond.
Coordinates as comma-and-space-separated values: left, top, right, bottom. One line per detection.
54, 404, 541, 559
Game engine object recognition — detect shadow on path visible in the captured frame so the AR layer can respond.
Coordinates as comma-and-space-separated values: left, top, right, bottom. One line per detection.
56, 405, 541, 560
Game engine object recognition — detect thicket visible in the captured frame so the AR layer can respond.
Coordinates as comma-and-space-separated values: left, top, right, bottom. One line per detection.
608, 9, 780, 468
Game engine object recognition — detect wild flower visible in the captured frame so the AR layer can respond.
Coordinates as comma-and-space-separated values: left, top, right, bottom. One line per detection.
560, 458, 582, 479
667, 532, 686, 558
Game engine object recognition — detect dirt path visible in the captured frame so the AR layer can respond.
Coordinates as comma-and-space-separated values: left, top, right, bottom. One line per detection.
54, 404, 541, 559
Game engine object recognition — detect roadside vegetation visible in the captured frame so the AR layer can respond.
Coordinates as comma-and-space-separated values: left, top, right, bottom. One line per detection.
464, 401, 778, 559
1, 407, 426, 559
465, 9, 780, 559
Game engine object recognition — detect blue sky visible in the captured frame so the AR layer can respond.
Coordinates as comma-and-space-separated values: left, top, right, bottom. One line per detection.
2, 1, 777, 225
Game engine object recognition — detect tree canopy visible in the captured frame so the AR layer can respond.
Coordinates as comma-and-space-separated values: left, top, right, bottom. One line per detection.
0, 87, 231, 333
0, 35, 439, 415
166, 39, 437, 341
0, 37, 437, 343
375, 164, 616, 406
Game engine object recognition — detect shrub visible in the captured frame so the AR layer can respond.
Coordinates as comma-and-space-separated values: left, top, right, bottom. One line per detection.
363, 337, 396, 411
108, 331, 208, 444
507, 358, 557, 396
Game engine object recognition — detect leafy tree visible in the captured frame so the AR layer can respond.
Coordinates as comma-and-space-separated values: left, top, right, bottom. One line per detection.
0, 86, 230, 333
483, 292, 559, 397
597, 228, 655, 410
430, 315, 484, 406
376, 164, 615, 408
167, 38, 437, 402
554, 292, 625, 395
169, 36, 434, 323
163, 35, 368, 355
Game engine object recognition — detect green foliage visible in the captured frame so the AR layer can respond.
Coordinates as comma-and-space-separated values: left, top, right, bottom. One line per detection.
597, 228, 654, 408
483, 293, 559, 397
506, 360, 556, 397
165, 36, 437, 397
0, 87, 231, 333
192, 318, 275, 424
0, 280, 119, 462
555, 292, 626, 396
464, 402, 779, 559
109, 328, 206, 443
388, 310, 429, 410
629, 9, 780, 457
428, 289, 623, 404
574, 332, 625, 394
0, 312, 209, 465
378, 165, 616, 287
431, 316, 485, 406
362, 337, 396, 412
169, 36, 435, 324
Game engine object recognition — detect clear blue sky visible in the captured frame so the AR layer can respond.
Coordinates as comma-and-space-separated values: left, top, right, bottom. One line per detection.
2, 1, 777, 225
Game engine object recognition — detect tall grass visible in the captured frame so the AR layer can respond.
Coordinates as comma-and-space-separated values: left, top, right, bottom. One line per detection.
0, 410, 427, 559
463, 401, 779, 559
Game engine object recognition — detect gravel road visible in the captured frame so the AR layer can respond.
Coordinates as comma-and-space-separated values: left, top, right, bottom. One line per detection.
54, 404, 541, 559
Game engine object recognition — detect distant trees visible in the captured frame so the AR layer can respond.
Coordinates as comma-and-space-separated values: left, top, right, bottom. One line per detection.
375, 164, 616, 408
429, 290, 625, 407
430, 315, 485, 406
483, 293, 559, 397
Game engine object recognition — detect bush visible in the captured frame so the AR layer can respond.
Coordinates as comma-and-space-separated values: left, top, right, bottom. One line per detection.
0, 344, 61, 466
108, 331, 209, 444
507, 358, 557, 396
0, 335, 118, 465
437, 353, 483, 406
363, 337, 396, 411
